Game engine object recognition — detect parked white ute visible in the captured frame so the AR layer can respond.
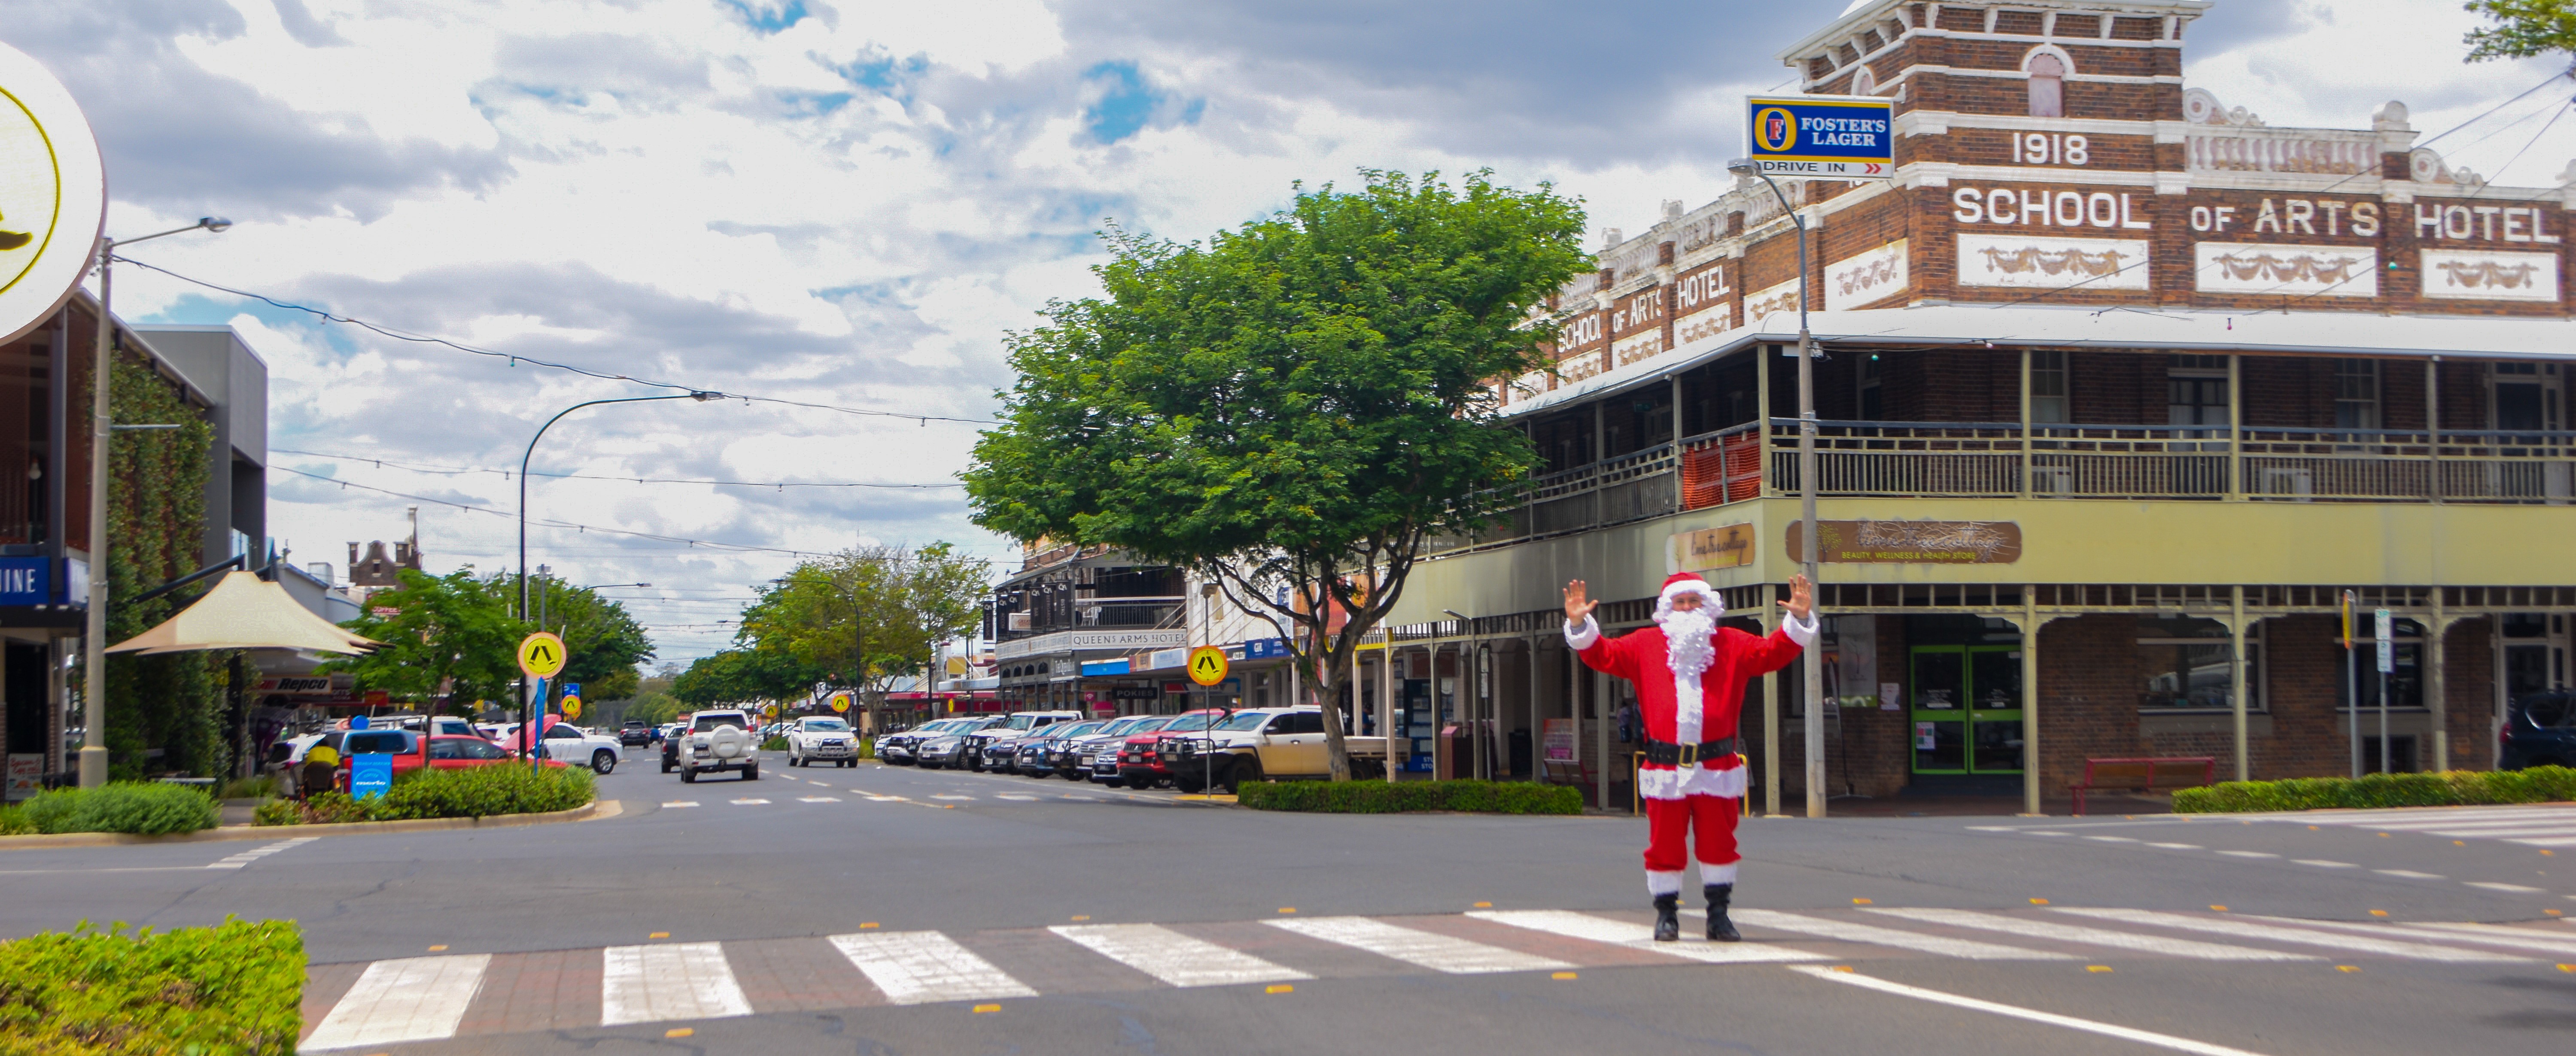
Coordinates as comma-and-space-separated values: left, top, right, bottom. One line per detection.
786, 716, 861, 768
678, 709, 760, 783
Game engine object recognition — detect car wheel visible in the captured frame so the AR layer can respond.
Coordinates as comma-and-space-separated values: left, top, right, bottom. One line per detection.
1097, 776, 1122, 788
1174, 774, 1205, 795
1226, 756, 1261, 794
681, 768, 698, 783
660, 759, 673, 773
592, 750, 617, 775
744, 762, 760, 781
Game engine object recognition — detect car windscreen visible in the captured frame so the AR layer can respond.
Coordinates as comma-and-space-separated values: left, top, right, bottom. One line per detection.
803, 719, 849, 731
1130, 717, 1174, 732
1055, 722, 1103, 738
1162, 714, 1213, 732
1005, 715, 1038, 731
692, 714, 744, 732
1095, 718, 1144, 737
1215, 712, 1270, 731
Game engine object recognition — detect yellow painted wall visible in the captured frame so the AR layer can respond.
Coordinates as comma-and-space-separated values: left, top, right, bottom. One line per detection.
1389, 497, 2575, 624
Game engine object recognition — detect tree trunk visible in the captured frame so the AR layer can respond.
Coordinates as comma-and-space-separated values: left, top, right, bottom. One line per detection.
1314, 652, 1353, 782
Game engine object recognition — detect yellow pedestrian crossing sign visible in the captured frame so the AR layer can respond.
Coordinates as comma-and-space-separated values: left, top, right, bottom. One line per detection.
517, 632, 568, 679
1186, 646, 1229, 687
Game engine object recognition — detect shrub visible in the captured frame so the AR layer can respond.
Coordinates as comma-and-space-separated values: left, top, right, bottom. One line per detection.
0, 804, 28, 836
2173, 766, 2576, 813
0, 917, 302, 1056
375, 763, 595, 821
760, 735, 788, 752
16, 783, 220, 835
1236, 779, 1584, 815
250, 798, 304, 827
217, 775, 280, 800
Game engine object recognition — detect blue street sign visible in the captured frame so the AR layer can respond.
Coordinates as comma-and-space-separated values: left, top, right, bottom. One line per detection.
0, 558, 48, 607
351, 753, 392, 800
1244, 638, 1289, 660
1746, 94, 1895, 179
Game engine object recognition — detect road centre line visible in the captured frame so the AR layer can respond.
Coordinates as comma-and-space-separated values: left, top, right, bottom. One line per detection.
2052, 909, 2524, 962
1786, 965, 2269, 1056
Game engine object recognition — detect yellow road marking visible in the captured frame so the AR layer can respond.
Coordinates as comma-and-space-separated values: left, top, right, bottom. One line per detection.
1551, 971, 1578, 980
648, 932, 670, 939
665, 1028, 693, 1038
427, 945, 448, 952
2086, 966, 2113, 973
1265, 984, 1295, 994
973, 1004, 1002, 1013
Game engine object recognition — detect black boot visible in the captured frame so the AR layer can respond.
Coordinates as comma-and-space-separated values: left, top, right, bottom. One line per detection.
1651, 893, 1681, 942
1705, 883, 1741, 942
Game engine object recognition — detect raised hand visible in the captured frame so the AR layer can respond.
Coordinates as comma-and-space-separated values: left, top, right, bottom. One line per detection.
1563, 579, 1600, 625
1777, 573, 1814, 622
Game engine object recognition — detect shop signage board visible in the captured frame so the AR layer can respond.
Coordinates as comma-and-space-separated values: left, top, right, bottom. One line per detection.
350, 753, 392, 800
1785, 520, 2023, 564
1244, 637, 1290, 659
1542, 718, 1577, 762
1670, 524, 1755, 573
1745, 94, 1894, 179
2375, 608, 2394, 674
0, 40, 107, 346
1111, 687, 1160, 701
4, 754, 39, 801
0, 557, 47, 605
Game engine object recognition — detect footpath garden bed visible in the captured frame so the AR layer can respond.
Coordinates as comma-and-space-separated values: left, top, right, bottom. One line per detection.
255, 763, 594, 826
0, 782, 220, 836
2172, 766, 2576, 813
0, 917, 302, 1055
1237, 779, 1582, 815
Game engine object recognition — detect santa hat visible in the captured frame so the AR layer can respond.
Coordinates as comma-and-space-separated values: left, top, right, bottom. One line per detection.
1655, 572, 1721, 617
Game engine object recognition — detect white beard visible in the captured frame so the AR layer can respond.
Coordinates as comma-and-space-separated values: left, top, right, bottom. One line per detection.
1656, 606, 1717, 680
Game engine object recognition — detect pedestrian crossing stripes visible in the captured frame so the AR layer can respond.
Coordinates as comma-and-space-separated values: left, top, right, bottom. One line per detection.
297, 907, 2576, 1050
2242, 804, 2576, 848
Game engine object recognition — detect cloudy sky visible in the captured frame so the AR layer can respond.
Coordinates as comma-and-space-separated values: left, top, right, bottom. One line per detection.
9, 0, 2569, 668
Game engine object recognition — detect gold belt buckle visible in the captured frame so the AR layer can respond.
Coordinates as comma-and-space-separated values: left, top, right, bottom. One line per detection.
1677, 742, 1699, 767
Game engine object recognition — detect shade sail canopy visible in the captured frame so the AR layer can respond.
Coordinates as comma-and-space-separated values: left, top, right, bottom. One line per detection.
106, 571, 380, 656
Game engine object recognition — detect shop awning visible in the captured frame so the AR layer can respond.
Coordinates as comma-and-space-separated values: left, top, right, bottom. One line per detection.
106, 571, 380, 656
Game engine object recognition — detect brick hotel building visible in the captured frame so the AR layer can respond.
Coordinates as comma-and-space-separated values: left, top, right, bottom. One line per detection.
1374, 0, 2576, 813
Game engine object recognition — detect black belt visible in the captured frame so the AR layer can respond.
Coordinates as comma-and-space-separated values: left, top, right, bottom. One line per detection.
1643, 737, 1742, 767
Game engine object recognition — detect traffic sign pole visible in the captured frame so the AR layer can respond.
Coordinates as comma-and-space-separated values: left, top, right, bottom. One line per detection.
2374, 608, 2394, 775
1187, 646, 1229, 794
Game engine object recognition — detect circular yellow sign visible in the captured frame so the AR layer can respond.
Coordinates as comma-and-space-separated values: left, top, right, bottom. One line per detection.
1186, 645, 1229, 687
516, 631, 568, 679
562, 695, 583, 719
761, 704, 779, 718
829, 694, 850, 713
0, 41, 106, 346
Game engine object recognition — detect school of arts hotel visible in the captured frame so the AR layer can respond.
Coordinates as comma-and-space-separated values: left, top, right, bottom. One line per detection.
1379, 0, 2576, 815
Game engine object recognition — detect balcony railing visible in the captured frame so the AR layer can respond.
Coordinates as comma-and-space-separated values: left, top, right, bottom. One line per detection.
1418, 418, 2576, 556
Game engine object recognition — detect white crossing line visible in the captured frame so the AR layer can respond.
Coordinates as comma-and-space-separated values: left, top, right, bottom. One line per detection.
730, 798, 771, 805
2213, 850, 2278, 859
207, 836, 320, 870
1468, 910, 1821, 965
1050, 923, 1312, 987
2382, 921, 2576, 956
2083, 835, 2138, 843
2254, 806, 2576, 825
829, 930, 1037, 1004
1863, 908, 2317, 961
1789, 966, 2268, 1056
600, 942, 753, 1025
2508, 835, 2576, 847
302, 954, 491, 1050
663, 801, 700, 808
798, 797, 843, 803
2463, 881, 2550, 894
2144, 843, 2203, 850
2291, 859, 2356, 868
931, 795, 973, 801
2373, 869, 2445, 880
2053, 909, 2525, 962
1265, 916, 1573, 974
2024, 831, 2071, 836
996, 794, 1038, 801
1727, 909, 2071, 961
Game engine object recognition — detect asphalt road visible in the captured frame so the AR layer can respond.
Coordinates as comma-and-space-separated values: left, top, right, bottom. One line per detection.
5, 747, 2573, 1055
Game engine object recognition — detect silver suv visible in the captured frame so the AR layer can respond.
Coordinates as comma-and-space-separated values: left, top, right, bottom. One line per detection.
678, 710, 760, 783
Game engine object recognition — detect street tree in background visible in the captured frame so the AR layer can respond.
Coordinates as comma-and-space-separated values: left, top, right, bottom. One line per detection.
672, 648, 827, 709
964, 170, 1588, 780
2465, 1, 2576, 61
523, 572, 656, 707
736, 543, 987, 733
329, 569, 528, 713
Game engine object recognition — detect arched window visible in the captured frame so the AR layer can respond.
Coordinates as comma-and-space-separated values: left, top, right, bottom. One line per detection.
1853, 66, 1877, 96
2026, 54, 2065, 118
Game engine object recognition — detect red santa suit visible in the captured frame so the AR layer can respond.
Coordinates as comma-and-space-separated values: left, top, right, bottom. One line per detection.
1566, 572, 1814, 896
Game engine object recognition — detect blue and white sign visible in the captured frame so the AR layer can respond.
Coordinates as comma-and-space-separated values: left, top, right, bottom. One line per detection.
350, 753, 392, 800
0, 558, 48, 606
1244, 637, 1290, 660
1746, 94, 1895, 179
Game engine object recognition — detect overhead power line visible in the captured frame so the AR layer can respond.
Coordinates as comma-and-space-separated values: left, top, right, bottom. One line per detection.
272, 447, 965, 490
112, 255, 997, 426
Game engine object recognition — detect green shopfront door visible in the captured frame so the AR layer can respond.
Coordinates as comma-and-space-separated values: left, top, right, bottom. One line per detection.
1909, 645, 2024, 775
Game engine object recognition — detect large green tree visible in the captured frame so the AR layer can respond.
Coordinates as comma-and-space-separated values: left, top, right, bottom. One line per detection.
963, 170, 1588, 780
672, 649, 824, 709
736, 542, 987, 731
2465, 0, 2576, 61
326, 569, 527, 714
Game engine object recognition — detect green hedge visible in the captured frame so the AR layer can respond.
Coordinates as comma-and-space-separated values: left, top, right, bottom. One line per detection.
760, 735, 789, 752
2173, 766, 2576, 813
0, 917, 302, 1055
12, 782, 219, 836
255, 764, 595, 825
0, 805, 29, 836
1236, 779, 1584, 815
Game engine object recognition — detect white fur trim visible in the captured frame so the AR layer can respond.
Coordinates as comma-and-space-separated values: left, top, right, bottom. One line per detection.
1564, 614, 1601, 650
1655, 578, 1723, 619
1646, 870, 1686, 897
1699, 862, 1740, 886
1781, 609, 1819, 647
1638, 763, 1749, 801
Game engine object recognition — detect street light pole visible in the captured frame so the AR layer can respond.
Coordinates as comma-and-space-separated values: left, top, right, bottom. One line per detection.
519, 394, 716, 759
1730, 161, 1826, 819
78, 217, 231, 789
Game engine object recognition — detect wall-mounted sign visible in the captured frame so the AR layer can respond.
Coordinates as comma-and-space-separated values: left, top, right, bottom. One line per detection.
1745, 94, 1893, 179
0, 41, 106, 346
1670, 523, 1756, 573
1111, 686, 1160, 701
0, 557, 48, 606
1785, 520, 2023, 564
1244, 637, 1290, 659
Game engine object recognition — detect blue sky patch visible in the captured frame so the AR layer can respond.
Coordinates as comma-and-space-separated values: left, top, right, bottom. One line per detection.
719, 0, 809, 35
1083, 61, 1157, 144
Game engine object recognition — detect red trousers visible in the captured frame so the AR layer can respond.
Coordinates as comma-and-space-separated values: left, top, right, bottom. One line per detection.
1643, 793, 1740, 883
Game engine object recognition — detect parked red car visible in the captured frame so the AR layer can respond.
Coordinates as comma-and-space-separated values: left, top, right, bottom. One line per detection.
1116, 709, 1226, 790
334, 729, 566, 792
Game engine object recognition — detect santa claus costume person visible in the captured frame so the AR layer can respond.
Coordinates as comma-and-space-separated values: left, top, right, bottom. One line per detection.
1563, 571, 1815, 942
